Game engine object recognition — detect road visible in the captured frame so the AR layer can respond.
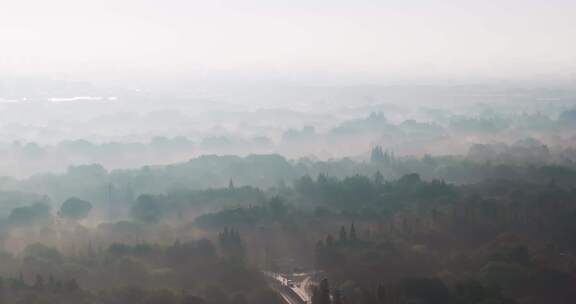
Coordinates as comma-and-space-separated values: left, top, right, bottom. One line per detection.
276, 289, 304, 304
264, 271, 315, 304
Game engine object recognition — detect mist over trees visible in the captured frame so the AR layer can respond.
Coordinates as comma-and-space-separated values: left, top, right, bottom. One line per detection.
0, 100, 574, 303
1, 83, 576, 179
0, 98, 575, 303
0, 12, 576, 302
1, 0, 576, 301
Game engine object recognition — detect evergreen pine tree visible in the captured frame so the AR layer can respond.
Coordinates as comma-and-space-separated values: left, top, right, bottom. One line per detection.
350, 223, 357, 242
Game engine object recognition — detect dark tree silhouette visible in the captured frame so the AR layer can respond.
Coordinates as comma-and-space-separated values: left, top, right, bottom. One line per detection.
131, 194, 163, 223
350, 223, 357, 242
59, 197, 92, 220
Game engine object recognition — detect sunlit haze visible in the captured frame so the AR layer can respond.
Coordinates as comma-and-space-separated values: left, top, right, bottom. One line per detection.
1, 0, 576, 83
1, 3, 576, 304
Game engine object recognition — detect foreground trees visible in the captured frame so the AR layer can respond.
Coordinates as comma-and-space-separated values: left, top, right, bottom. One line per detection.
2, 168, 576, 304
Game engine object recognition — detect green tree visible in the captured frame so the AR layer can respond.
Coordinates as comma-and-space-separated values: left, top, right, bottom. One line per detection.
9, 203, 52, 226
59, 197, 92, 220
131, 195, 163, 223
219, 227, 245, 260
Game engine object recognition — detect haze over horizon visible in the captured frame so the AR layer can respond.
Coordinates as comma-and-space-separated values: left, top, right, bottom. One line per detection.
0, 1, 575, 184
1, 0, 576, 84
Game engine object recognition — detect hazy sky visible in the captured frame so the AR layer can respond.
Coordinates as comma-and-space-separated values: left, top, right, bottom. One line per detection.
1, 0, 575, 82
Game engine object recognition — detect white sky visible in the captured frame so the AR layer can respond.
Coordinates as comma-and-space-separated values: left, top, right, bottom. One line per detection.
1, 0, 575, 82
